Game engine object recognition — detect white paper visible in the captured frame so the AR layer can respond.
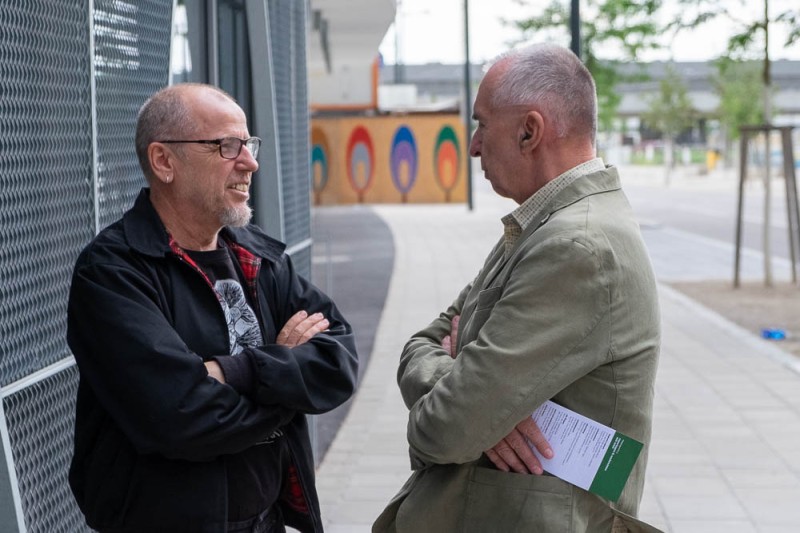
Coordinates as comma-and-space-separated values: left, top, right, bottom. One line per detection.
530, 400, 616, 490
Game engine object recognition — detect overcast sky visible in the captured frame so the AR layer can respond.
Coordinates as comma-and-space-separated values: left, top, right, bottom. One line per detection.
379, 0, 800, 65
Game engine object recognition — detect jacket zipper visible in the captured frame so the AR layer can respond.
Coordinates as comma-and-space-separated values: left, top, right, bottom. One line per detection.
286, 443, 320, 532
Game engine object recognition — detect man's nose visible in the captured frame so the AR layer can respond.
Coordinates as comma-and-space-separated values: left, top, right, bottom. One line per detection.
237, 146, 259, 172
469, 131, 481, 158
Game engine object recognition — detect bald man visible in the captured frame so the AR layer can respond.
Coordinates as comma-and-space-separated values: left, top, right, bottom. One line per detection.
68, 83, 358, 533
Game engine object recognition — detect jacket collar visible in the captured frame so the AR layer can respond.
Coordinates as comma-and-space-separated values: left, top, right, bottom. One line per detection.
481, 166, 623, 289
543, 165, 621, 218
523, 165, 620, 230
122, 188, 286, 262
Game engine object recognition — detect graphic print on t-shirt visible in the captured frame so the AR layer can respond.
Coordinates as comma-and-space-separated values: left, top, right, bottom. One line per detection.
215, 278, 264, 355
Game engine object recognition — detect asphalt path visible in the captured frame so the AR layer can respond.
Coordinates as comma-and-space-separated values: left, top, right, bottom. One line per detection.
310, 206, 394, 462
623, 173, 795, 261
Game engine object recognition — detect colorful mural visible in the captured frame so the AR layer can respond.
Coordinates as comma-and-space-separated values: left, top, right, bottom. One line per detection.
311, 114, 467, 205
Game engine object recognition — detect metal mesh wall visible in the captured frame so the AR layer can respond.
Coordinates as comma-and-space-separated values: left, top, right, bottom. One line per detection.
268, 0, 311, 277
0, 1, 173, 531
93, 0, 174, 229
3, 367, 89, 533
0, 0, 95, 385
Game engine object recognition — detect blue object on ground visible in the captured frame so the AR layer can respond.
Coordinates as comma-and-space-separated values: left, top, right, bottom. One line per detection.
761, 328, 787, 340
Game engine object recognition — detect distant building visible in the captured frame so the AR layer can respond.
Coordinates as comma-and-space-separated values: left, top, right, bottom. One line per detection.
380, 59, 800, 137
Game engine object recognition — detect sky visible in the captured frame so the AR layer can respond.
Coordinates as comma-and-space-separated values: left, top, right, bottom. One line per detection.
379, 0, 800, 65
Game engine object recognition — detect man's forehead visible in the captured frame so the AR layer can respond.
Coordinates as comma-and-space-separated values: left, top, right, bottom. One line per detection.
189, 91, 247, 127
189, 88, 240, 112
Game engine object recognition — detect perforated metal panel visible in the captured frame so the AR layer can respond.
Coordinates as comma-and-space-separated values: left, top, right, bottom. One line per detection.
93, 0, 174, 229
0, 0, 95, 386
290, 244, 312, 281
3, 367, 89, 533
268, 0, 311, 277
1, 1, 174, 531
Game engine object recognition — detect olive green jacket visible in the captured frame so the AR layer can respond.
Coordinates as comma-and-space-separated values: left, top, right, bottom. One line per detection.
374, 167, 662, 532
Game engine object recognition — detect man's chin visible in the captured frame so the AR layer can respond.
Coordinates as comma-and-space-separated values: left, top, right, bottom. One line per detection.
489, 181, 506, 197
221, 206, 252, 228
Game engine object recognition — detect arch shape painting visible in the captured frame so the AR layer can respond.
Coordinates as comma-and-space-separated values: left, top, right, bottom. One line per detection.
434, 125, 461, 201
311, 126, 330, 205
346, 125, 374, 203
389, 125, 418, 202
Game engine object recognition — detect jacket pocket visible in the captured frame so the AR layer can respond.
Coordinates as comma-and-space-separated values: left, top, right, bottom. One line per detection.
462, 466, 573, 533
475, 286, 502, 311
466, 286, 502, 336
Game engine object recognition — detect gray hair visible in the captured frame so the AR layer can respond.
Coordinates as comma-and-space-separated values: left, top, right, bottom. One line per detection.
135, 83, 235, 180
490, 44, 597, 144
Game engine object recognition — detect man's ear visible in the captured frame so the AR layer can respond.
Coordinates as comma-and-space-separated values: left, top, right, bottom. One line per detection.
148, 142, 175, 184
520, 111, 544, 151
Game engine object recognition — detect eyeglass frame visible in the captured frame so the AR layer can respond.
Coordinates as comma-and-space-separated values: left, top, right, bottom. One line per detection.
157, 137, 261, 160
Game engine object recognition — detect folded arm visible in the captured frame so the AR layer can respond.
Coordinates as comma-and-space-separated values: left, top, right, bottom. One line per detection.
68, 262, 293, 463
402, 238, 610, 468
218, 253, 359, 415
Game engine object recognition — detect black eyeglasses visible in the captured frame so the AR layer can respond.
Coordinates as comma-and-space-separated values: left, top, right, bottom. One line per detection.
158, 137, 261, 160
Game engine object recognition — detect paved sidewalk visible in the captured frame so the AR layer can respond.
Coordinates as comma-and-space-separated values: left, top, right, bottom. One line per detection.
315, 175, 800, 532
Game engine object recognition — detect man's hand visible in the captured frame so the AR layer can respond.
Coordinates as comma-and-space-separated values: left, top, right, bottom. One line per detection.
277, 310, 329, 347
485, 417, 553, 474
440, 315, 460, 359
204, 360, 226, 383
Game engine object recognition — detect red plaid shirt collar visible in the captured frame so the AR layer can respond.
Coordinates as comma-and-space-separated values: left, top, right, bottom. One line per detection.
168, 236, 262, 296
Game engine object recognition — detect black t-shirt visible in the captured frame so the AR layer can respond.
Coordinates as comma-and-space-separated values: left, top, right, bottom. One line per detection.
186, 244, 289, 521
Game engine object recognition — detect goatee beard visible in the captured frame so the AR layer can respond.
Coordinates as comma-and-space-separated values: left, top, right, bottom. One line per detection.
221, 205, 252, 228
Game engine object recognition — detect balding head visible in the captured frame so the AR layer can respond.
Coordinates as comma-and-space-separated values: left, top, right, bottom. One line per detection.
135, 83, 237, 180
489, 44, 597, 145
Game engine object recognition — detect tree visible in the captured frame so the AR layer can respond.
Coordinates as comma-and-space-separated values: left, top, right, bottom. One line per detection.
509, 0, 664, 132
712, 58, 766, 166
669, 0, 799, 123
668, 0, 799, 61
641, 65, 695, 184
669, 0, 800, 287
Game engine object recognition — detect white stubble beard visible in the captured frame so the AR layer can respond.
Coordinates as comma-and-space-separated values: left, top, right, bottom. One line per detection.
221, 204, 253, 228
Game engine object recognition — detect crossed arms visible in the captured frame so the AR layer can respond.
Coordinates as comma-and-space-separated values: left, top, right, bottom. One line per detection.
441, 315, 553, 475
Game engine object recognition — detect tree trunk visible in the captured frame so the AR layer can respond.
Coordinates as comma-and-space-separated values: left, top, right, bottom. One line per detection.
663, 137, 674, 186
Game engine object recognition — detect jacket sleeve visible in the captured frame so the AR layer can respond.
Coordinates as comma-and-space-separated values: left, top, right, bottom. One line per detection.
67, 258, 294, 462
404, 237, 611, 468
242, 253, 359, 415
397, 239, 503, 410
395, 282, 469, 409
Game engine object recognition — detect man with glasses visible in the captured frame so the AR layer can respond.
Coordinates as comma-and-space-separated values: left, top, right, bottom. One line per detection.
67, 83, 358, 532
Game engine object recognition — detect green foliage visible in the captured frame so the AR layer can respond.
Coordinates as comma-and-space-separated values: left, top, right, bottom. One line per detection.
776, 10, 800, 46
508, 0, 664, 131
642, 65, 695, 138
507, 0, 800, 138
666, 0, 798, 141
712, 58, 766, 139
669, 0, 800, 60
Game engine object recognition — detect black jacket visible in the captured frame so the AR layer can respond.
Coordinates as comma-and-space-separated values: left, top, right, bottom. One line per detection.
67, 189, 358, 532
